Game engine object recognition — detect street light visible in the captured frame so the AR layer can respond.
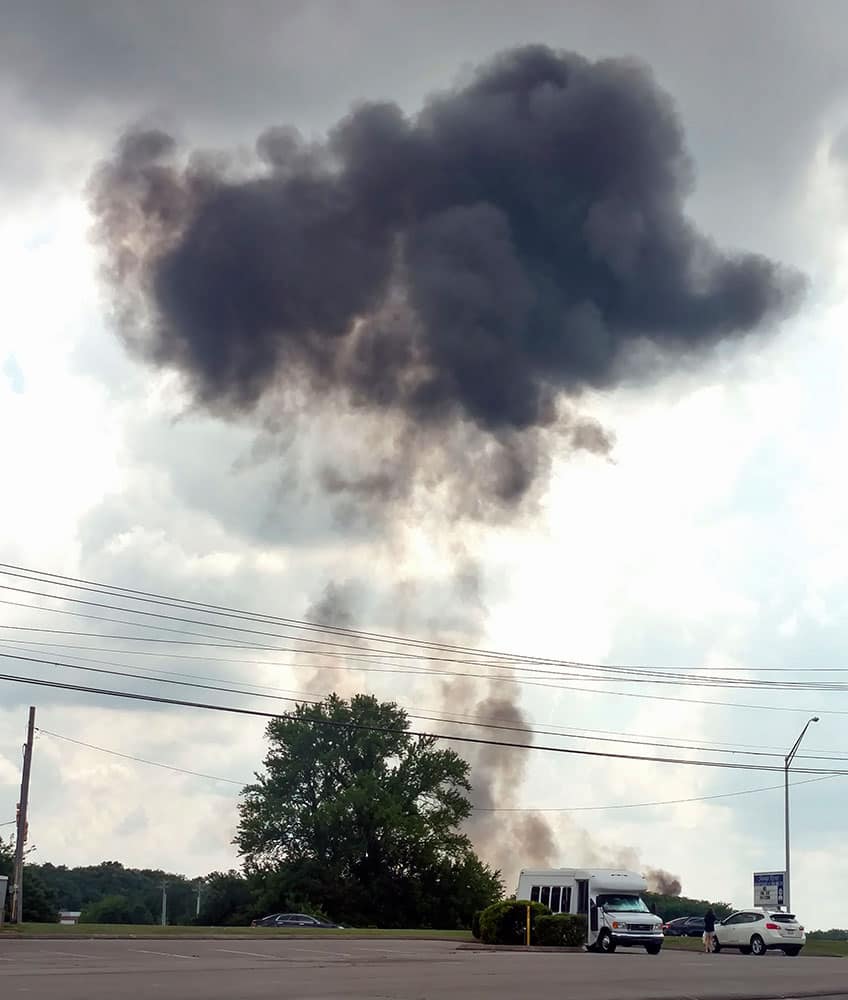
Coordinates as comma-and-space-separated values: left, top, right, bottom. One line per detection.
784, 716, 819, 912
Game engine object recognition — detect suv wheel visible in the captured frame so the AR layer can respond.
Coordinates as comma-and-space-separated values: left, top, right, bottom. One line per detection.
750, 935, 767, 957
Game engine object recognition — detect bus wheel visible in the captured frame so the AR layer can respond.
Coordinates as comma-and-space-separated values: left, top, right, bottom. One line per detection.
598, 931, 617, 954
645, 943, 662, 955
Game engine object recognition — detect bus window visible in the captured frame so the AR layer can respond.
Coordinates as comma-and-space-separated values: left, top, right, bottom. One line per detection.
541, 886, 550, 907
530, 886, 540, 903
550, 886, 561, 912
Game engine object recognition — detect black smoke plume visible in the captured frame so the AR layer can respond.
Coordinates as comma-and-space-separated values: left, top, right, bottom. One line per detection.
91, 45, 802, 512
645, 868, 683, 896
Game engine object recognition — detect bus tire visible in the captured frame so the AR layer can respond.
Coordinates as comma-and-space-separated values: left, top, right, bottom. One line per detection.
598, 931, 616, 954
645, 943, 662, 955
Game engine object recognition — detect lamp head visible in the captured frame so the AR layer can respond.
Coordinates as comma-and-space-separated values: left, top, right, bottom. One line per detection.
812, 716, 820, 723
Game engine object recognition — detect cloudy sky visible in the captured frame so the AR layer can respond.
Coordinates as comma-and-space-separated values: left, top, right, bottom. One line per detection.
2, 0, 848, 929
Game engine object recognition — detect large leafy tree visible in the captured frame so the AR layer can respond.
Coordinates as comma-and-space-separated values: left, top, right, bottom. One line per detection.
236, 694, 503, 927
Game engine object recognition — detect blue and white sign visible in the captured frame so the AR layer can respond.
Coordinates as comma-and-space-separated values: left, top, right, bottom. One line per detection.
753, 871, 785, 907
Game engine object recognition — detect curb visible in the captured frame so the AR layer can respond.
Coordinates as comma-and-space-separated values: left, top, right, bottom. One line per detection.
458, 943, 585, 953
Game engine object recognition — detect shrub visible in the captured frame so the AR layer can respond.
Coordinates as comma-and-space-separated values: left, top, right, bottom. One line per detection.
535, 913, 587, 947
479, 899, 551, 945
471, 910, 482, 940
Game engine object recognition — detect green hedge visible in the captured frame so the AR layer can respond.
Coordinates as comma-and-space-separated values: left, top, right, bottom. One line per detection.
471, 910, 482, 940
535, 913, 587, 947
479, 899, 551, 945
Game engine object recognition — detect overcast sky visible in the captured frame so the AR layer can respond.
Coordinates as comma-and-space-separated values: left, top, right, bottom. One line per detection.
3, 0, 848, 929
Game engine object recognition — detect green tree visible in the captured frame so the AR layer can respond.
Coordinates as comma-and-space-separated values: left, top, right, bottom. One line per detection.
237, 694, 502, 927
1, 836, 12, 921
199, 871, 253, 926
644, 892, 732, 922
30, 860, 196, 925
80, 893, 154, 925
0, 837, 58, 923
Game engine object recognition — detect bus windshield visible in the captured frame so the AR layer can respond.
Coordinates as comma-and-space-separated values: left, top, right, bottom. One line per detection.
597, 894, 649, 913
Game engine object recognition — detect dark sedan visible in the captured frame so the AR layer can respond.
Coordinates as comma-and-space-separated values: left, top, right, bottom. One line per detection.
663, 916, 705, 937
251, 912, 344, 929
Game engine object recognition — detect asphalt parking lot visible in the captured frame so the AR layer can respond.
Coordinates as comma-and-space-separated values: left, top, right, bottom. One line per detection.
1, 938, 846, 999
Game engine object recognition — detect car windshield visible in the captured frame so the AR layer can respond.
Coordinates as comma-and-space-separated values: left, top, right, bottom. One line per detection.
597, 894, 649, 912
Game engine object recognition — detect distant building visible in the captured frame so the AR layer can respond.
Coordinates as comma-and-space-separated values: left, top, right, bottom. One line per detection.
59, 911, 81, 925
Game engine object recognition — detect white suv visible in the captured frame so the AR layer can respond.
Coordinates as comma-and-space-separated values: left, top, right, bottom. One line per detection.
714, 908, 805, 956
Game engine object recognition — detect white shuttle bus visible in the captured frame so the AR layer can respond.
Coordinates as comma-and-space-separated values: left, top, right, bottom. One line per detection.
516, 868, 664, 954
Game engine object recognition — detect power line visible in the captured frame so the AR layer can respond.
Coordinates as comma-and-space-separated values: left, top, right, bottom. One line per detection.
4, 562, 847, 681
2, 670, 847, 775
32, 727, 844, 814
35, 729, 248, 786
5, 646, 848, 762
0, 608, 838, 716
9, 623, 842, 754
3, 574, 846, 709
474, 772, 844, 812
9, 630, 848, 695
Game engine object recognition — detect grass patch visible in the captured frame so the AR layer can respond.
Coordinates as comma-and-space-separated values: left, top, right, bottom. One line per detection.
663, 936, 848, 958
0, 923, 473, 941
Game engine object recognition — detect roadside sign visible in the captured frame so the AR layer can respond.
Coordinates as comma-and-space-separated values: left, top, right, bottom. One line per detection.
753, 871, 785, 907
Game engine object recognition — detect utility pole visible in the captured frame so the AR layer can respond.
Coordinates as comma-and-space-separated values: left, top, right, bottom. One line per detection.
11, 707, 35, 924
195, 882, 203, 920
160, 882, 168, 927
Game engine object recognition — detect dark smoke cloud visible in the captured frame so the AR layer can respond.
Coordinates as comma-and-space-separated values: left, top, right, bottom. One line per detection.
645, 868, 683, 896
91, 45, 802, 512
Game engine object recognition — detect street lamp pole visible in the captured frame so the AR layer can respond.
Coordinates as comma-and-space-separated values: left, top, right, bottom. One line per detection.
784, 716, 819, 912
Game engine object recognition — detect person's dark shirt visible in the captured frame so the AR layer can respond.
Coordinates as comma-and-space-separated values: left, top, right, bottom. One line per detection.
704, 910, 716, 933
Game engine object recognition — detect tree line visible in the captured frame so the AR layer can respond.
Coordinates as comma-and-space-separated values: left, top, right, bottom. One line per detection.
0, 693, 738, 929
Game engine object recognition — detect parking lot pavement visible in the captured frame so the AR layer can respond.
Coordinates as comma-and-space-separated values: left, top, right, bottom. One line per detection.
1, 938, 846, 999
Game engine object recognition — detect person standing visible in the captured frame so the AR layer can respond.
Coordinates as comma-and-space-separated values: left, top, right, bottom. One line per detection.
703, 908, 717, 953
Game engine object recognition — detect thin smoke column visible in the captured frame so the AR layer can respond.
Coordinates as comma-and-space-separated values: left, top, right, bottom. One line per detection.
90, 45, 803, 512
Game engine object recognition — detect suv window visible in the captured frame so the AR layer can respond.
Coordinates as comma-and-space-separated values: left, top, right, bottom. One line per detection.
725, 913, 747, 924
769, 914, 796, 923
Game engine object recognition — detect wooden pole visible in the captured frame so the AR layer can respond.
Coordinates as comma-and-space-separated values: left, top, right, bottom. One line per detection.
11, 707, 35, 924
